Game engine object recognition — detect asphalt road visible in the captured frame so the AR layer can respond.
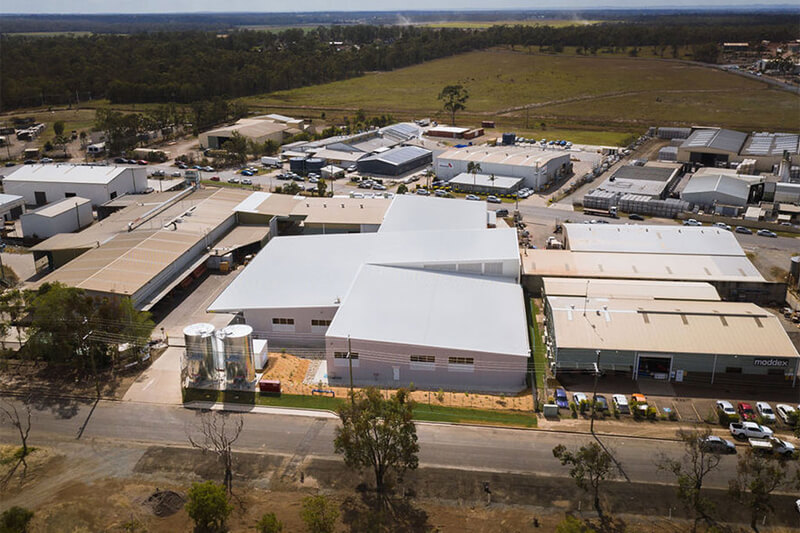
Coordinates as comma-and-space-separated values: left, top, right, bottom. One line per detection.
0, 396, 749, 490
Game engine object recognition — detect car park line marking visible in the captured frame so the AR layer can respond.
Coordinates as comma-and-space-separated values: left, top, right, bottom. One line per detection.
141, 378, 156, 391
691, 402, 702, 422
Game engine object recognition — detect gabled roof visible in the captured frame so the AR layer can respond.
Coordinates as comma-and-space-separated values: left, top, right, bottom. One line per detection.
379, 195, 488, 233
682, 174, 752, 201
681, 128, 748, 154
359, 145, 431, 166
564, 224, 746, 256
6, 164, 131, 185
327, 265, 529, 357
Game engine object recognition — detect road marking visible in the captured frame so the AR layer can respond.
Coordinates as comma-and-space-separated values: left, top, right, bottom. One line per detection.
141, 378, 156, 391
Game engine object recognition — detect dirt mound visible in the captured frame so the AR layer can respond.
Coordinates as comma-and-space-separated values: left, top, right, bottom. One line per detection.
143, 489, 185, 517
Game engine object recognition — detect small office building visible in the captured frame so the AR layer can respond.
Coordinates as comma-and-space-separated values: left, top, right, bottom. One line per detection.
20, 197, 93, 239
4, 164, 148, 207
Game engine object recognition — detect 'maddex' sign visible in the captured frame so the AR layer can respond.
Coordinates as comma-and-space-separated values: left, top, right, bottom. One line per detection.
752, 358, 790, 368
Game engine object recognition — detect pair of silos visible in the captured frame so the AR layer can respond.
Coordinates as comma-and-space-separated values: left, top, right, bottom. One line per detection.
183, 323, 256, 386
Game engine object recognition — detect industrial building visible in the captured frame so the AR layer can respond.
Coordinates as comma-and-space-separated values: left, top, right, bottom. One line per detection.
544, 294, 799, 386
426, 126, 483, 139
0, 194, 25, 222
20, 197, 93, 239
4, 164, 148, 207
680, 172, 759, 209
208, 195, 530, 392
282, 123, 421, 160
356, 146, 432, 176
593, 163, 682, 200
31, 187, 272, 310
677, 128, 749, 167
522, 224, 786, 304
199, 116, 292, 149
448, 173, 523, 195
676, 128, 800, 173
435, 145, 572, 190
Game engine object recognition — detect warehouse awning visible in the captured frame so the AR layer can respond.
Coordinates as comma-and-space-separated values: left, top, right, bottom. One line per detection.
211, 225, 270, 255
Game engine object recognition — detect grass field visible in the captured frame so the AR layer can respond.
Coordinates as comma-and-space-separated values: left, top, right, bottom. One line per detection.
422, 19, 602, 29
246, 48, 799, 136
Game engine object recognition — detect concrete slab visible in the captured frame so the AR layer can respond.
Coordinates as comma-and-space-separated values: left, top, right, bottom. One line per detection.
122, 346, 183, 404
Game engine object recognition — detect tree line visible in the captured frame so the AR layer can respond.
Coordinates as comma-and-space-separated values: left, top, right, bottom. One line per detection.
2, 16, 796, 110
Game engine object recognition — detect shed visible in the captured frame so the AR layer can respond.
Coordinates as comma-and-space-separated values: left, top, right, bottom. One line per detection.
20, 197, 93, 239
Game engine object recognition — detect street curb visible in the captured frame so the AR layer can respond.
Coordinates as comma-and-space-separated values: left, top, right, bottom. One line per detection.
183, 400, 338, 419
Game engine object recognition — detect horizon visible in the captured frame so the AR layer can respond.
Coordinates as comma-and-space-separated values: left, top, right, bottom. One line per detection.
2, 3, 799, 16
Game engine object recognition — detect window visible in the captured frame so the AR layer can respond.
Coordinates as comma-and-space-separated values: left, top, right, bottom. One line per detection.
271, 317, 295, 333
65, 192, 76, 198
725, 367, 742, 374
34, 191, 47, 206
411, 355, 435, 363
333, 351, 358, 367
110, 191, 117, 199
410, 354, 435, 371
312, 319, 331, 327
448, 357, 474, 365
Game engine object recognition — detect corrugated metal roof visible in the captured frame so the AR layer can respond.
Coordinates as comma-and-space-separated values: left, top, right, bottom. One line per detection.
327, 264, 529, 357
28, 196, 90, 218
742, 132, 800, 156
682, 174, 751, 201
437, 145, 569, 168
542, 278, 720, 301
522, 250, 764, 282
610, 165, 678, 183
564, 224, 745, 256
681, 128, 748, 154
548, 296, 798, 358
360, 145, 431, 166
5, 164, 132, 185
449, 173, 523, 189
379, 195, 487, 233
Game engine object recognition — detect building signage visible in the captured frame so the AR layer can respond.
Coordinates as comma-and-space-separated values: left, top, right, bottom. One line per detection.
752, 358, 789, 368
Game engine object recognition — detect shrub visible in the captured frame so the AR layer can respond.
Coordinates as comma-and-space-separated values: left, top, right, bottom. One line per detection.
0, 506, 34, 533
436, 389, 445, 402
668, 410, 678, 421
646, 406, 658, 421
256, 512, 283, 533
301, 495, 339, 533
185, 481, 232, 533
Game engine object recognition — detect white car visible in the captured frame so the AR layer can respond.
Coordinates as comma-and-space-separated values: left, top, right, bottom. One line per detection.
612, 394, 630, 414
487, 195, 501, 204
777, 404, 797, 424
683, 219, 702, 226
712, 222, 732, 231
572, 392, 588, 405
756, 401, 776, 422
716, 400, 736, 416
465, 194, 480, 201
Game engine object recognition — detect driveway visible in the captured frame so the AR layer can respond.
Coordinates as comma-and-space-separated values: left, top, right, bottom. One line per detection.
122, 346, 183, 404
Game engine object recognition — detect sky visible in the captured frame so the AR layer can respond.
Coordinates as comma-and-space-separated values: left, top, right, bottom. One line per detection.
1, 1, 795, 14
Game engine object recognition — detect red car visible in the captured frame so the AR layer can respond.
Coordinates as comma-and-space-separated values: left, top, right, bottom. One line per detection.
136, 159, 148, 165
737, 402, 756, 421
210, 176, 220, 182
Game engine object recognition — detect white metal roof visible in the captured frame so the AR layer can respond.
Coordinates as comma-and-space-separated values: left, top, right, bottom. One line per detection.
0, 194, 24, 207
327, 264, 530, 357
379, 194, 488, 233
542, 278, 721, 301
449, 173, 523, 189
208, 227, 520, 312
28, 196, 91, 217
548, 296, 799, 358
522, 250, 764, 282
5, 164, 130, 185
437, 145, 569, 168
564, 224, 746, 256
682, 174, 751, 202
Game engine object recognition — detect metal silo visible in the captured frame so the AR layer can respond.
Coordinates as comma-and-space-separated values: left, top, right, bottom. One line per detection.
220, 324, 255, 386
305, 158, 325, 174
791, 255, 800, 283
289, 157, 306, 174
183, 323, 217, 382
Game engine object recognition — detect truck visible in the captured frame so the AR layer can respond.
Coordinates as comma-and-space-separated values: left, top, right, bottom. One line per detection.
260, 156, 281, 167
749, 437, 796, 457
583, 206, 618, 219
546, 236, 564, 249
729, 421, 774, 440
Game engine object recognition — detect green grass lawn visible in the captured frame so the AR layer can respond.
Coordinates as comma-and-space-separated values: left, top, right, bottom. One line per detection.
183, 389, 537, 428
528, 300, 547, 391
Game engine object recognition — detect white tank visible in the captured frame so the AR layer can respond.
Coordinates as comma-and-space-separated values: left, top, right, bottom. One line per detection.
183, 323, 216, 382
219, 324, 255, 385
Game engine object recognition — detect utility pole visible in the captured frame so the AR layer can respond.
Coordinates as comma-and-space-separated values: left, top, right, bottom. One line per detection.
0, 242, 6, 282
347, 335, 354, 404
590, 349, 600, 434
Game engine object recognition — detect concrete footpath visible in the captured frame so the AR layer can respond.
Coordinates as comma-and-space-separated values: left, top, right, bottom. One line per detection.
185, 400, 338, 419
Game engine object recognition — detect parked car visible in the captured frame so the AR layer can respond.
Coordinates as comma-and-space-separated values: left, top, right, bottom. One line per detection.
712, 222, 732, 231
23, 159, 36, 165
114, 157, 128, 164
683, 219, 702, 226
595, 395, 609, 412
347, 164, 357, 172
241, 179, 253, 185
631, 393, 648, 411
177, 163, 188, 169
554, 388, 569, 409
136, 160, 148, 165
496, 208, 509, 217
308, 177, 319, 183
738, 402, 756, 421
373, 184, 387, 191
203, 166, 214, 172
729, 421, 773, 440
612, 394, 630, 414
434, 189, 447, 197
228, 177, 240, 184
358, 181, 373, 189
776, 404, 797, 424
4, 162, 15, 167
749, 436, 795, 457
756, 402, 776, 422
487, 195, 501, 204
756, 229, 777, 238
209, 176, 220, 182
628, 213, 644, 221
171, 171, 182, 177
241, 169, 254, 176
39, 157, 53, 163
699, 435, 737, 454
465, 194, 480, 201
416, 188, 430, 196
716, 400, 736, 417
572, 392, 588, 405
735, 226, 752, 234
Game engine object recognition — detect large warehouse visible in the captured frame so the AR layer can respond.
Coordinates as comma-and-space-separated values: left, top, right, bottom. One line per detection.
680, 172, 760, 209
199, 117, 290, 149
4, 164, 148, 207
593, 163, 682, 200
435, 145, 572, 190
676, 128, 749, 167
209, 196, 530, 392
356, 145, 432, 176
545, 294, 799, 386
